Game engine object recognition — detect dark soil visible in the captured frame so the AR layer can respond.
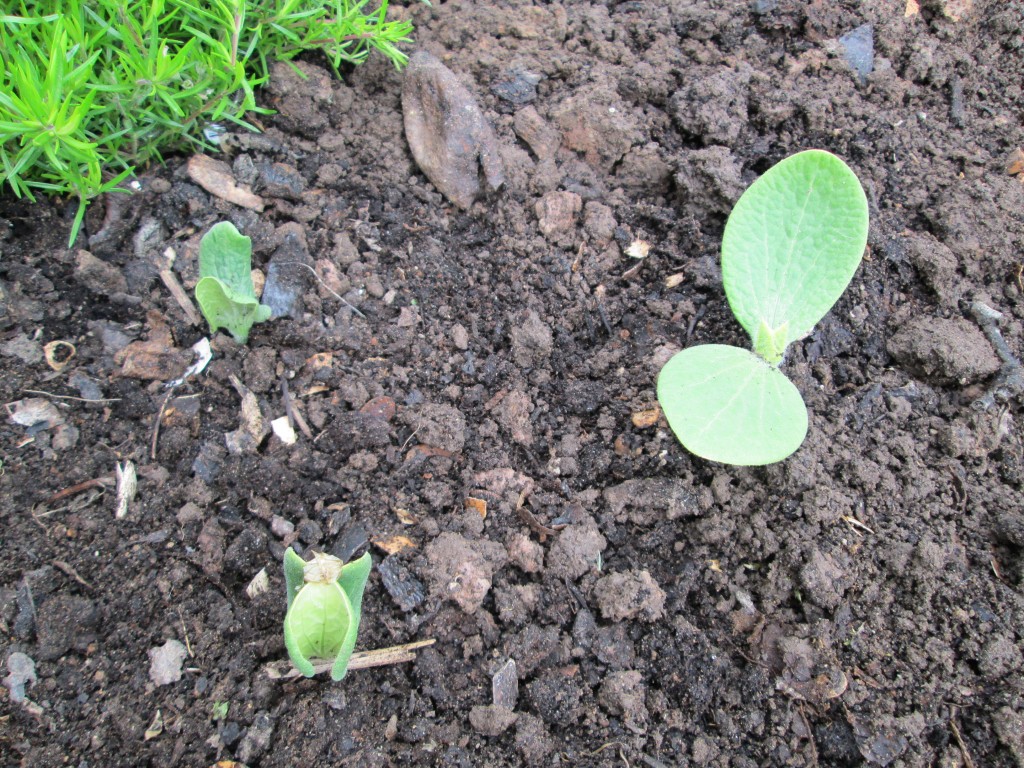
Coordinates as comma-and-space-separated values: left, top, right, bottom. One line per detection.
2, 1, 1024, 766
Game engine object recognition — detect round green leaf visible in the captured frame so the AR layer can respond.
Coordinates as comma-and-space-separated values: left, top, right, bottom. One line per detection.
722, 150, 868, 357
657, 345, 808, 466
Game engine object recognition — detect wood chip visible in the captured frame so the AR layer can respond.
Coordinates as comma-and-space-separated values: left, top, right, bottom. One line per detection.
465, 496, 488, 519
372, 535, 417, 555
631, 407, 661, 429
114, 460, 137, 520
187, 154, 265, 211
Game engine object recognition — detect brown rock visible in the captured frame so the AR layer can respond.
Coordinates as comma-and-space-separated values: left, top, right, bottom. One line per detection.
402, 52, 504, 209
535, 191, 582, 237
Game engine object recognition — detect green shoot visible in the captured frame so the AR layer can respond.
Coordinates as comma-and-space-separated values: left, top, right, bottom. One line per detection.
657, 150, 869, 465
0, 1, 421, 245
283, 548, 372, 681
195, 221, 272, 344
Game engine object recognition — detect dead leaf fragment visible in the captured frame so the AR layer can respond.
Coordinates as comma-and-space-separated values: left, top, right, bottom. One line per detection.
372, 535, 417, 555
904, 0, 920, 16
631, 407, 661, 429
246, 568, 270, 599
6, 398, 65, 429
625, 239, 650, 259
187, 154, 264, 211
394, 508, 418, 525
144, 709, 163, 741
465, 496, 488, 520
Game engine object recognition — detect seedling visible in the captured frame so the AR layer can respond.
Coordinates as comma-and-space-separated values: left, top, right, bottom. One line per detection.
195, 221, 271, 344
657, 150, 869, 465
283, 548, 372, 681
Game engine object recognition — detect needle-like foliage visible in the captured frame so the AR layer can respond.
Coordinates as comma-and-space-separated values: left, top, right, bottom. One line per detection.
0, 0, 421, 243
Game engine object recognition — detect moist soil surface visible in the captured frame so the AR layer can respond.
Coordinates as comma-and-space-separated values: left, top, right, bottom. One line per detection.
2, 1, 1024, 766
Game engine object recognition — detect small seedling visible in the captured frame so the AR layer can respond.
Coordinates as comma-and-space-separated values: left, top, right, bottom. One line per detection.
195, 221, 271, 344
657, 150, 869, 465
283, 548, 372, 681
211, 700, 229, 721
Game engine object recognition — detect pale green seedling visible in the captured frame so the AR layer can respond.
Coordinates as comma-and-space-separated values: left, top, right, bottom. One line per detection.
657, 150, 869, 465
195, 221, 271, 344
283, 548, 372, 681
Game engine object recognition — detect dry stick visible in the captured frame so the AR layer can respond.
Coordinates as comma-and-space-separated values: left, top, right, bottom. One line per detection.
22, 389, 122, 404
274, 260, 366, 318
151, 387, 178, 460
280, 377, 313, 439
159, 267, 202, 326
949, 712, 977, 768
265, 639, 436, 680
45, 476, 112, 505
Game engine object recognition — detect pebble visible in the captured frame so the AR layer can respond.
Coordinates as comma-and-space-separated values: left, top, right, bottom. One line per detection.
270, 515, 295, 538
148, 639, 188, 686
3, 652, 37, 703
377, 556, 425, 612
838, 24, 874, 85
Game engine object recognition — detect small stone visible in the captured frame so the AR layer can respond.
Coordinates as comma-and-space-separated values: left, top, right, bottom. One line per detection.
469, 705, 518, 737
256, 162, 306, 200
237, 711, 275, 764
3, 652, 37, 703
271, 515, 295, 538
535, 191, 582, 238
377, 556, 426, 612
75, 250, 128, 295
594, 569, 666, 623
492, 659, 519, 708
452, 323, 470, 351
838, 24, 874, 85
148, 639, 188, 686
262, 223, 312, 320
403, 52, 504, 209
1, 333, 42, 364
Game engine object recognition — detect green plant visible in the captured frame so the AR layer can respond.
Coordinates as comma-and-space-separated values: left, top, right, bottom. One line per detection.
283, 548, 372, 681
0, 1, 421, 244
195, 221, 271, 343
211, 700, 230, 721
657, 150, 869, 466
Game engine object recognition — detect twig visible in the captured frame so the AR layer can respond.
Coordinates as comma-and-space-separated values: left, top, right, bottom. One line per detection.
53, 560, 93, 591
22, 389, 121, 404
265, 639, 436, 680
151, 387, 177, 460
274, 260, 365, 318
949, 712, 977, 768
969, 301, 1024, 410
158, 261, 202, 326
280, 377, 313, 439
44, 476, 113, 505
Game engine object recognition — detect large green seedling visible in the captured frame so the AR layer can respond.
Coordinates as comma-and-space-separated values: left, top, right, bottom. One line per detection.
195, 221, 271, 344
657, 150, 869, 465
283, 548, 372, 681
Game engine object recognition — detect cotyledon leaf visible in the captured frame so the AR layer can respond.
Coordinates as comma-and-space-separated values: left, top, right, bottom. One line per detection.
195, 221, 271, 344
282, 549, 372, 681
657, 344, 808, 466
721, 150, 869, 362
